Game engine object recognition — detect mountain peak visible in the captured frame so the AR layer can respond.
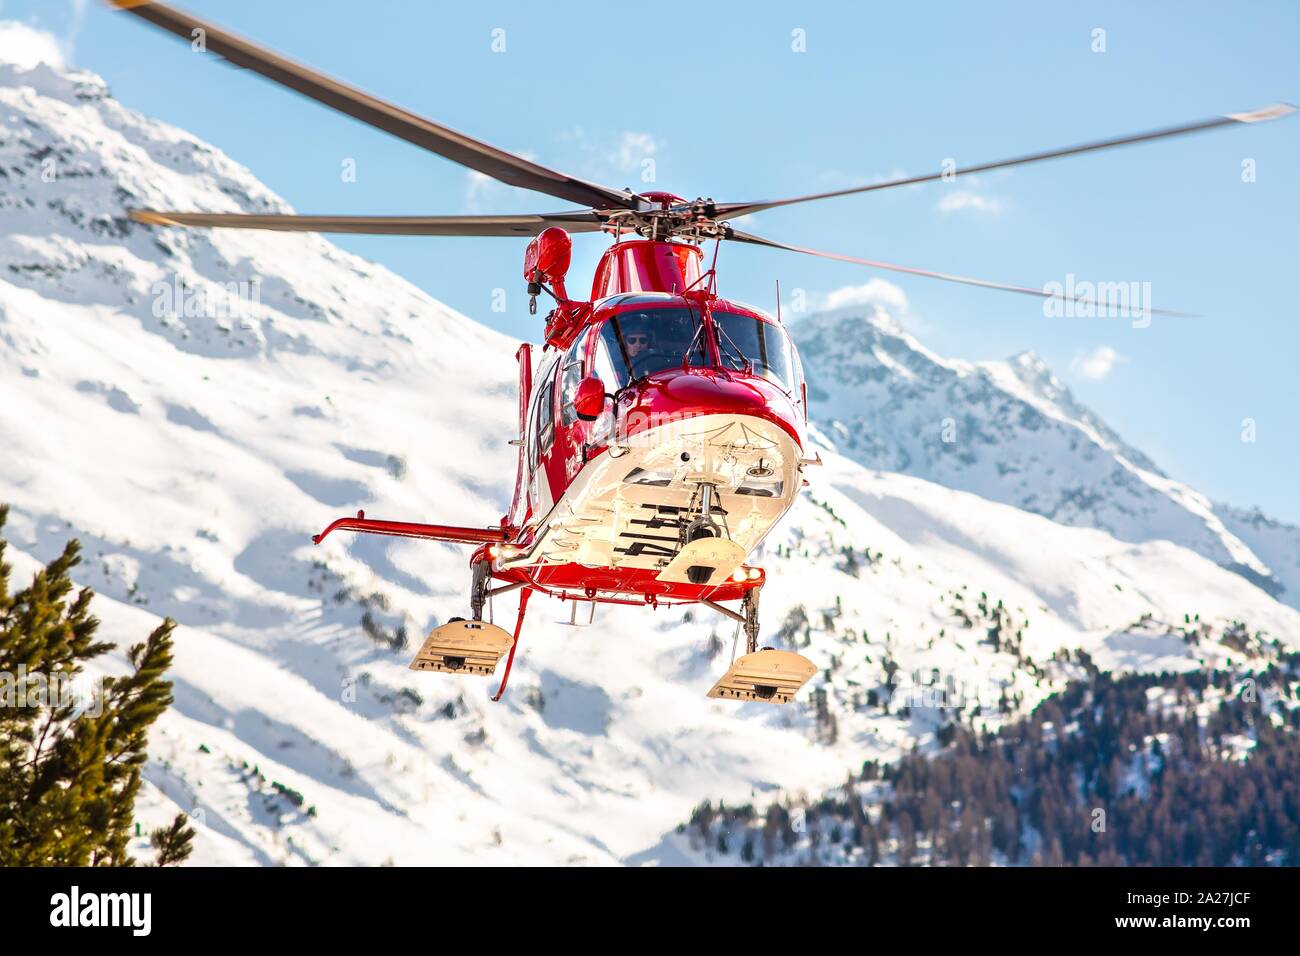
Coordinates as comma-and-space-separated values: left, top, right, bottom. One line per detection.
0, 48, 511, 372
794, 306, 1289, 600
1007, 348, 1067, 397
1009, 348, 1049, 376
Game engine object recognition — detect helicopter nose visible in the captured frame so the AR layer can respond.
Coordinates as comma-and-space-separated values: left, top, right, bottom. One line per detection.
628, 369, 802, 446
660, 370, 768, 413
614, 369, 804, 449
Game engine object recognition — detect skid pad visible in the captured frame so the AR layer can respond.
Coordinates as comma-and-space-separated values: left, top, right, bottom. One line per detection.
409, 619, 514, 676
708, 649, 817, 705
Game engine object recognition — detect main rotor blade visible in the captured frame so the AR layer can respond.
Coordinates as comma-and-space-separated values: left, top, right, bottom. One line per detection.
108, 1, 636, 211
725, 228, 1195, 317
714, 104, 1295, 220
129, 209, 606, 236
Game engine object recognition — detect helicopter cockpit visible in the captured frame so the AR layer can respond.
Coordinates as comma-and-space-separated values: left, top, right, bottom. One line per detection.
587, 300, 803, 396
710, 307, 801, 393
594, 308, 708, 387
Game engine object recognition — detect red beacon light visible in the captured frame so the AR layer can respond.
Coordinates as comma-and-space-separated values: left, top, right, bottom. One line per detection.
523, 226, 572, 312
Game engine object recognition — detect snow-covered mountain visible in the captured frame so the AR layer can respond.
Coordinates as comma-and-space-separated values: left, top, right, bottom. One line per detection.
797, 306, 1300, 604
2, 42, 1297, 865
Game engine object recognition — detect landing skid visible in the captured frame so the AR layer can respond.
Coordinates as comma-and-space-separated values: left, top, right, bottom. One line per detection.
405, 554, 534, 701
409, 619, 513, 676
703, 585, 817, 705
707, 649, 817, 705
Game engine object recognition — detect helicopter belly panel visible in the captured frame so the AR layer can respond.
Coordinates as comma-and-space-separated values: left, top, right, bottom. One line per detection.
504, 412, 802, 577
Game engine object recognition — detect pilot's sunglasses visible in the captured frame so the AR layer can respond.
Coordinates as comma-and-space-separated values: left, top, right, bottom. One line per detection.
626, 334, 651, 345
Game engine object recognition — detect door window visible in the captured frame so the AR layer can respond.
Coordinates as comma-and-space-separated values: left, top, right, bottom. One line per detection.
536, 380, 554, 463
559, 332, 586, 426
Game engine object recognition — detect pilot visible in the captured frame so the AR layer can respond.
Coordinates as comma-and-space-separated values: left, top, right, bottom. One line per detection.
624, 317, 655, 361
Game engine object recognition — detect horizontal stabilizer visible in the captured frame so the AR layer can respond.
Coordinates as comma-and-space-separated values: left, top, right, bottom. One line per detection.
313, 509, 509, 546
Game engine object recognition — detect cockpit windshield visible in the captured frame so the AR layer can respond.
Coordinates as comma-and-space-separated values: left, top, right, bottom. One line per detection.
594, 308, 707, 388
712, 311, 798, 391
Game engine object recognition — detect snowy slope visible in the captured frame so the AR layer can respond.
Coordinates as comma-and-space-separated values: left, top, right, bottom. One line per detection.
795, 305, 1291, 602
1214, 504, 1300, 605
2, 44, 1297, 866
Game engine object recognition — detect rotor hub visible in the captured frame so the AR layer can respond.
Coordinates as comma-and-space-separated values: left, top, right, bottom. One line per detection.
601, 195, 729, 243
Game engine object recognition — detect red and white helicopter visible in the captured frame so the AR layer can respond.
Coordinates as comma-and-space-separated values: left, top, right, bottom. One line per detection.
113, 0, 1292, 704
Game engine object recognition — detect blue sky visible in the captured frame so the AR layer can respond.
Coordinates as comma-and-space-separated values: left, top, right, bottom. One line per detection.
7, 0, 1299, 521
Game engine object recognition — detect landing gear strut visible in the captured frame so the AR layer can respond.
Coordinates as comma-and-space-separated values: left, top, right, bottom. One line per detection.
470, 559, 490, 621
684, 483, 722, 536
490, 587, 531, 702
682, 483, 724, 586
742, 585, 760, 655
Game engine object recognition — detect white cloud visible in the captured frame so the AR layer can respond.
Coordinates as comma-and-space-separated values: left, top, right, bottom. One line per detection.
559, 126, 664, 180
936, 190, 1002, 215
821, 278, 909, 313
1071, 345, 1124, 381
0, 20, 66, 69
613, 131, 658, 170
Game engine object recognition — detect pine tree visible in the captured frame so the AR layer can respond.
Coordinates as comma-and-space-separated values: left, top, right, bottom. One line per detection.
0, 506, 194, 866
151, 814, 198, 867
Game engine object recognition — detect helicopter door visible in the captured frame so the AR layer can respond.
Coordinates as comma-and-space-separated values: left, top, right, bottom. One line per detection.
552, 330, 591, 488
526, 359, 557, 519
508, 344, 532, 530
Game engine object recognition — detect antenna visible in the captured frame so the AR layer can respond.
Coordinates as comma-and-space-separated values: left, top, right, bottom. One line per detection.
775, 279, 782, 323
